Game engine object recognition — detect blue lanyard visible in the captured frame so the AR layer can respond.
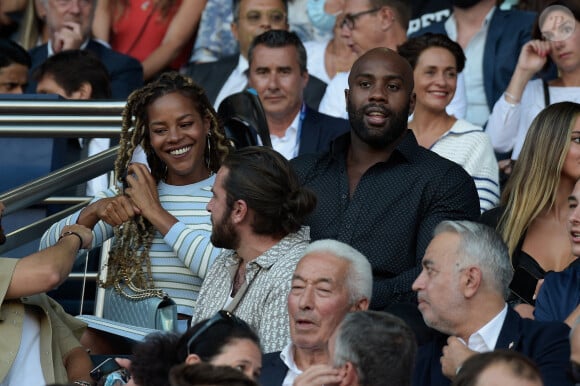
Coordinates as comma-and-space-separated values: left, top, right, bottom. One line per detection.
293, 103, 307, 158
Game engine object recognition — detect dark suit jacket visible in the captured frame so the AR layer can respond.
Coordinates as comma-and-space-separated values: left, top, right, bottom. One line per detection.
298, 106, 350, 156
259, 351, 288, 386
28, 40, 144, 99
185, 55, 328, 110
412, 307, 573, 386
412, 9, 551, 111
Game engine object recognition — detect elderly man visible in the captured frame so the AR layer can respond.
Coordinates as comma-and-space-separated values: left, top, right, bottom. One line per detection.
259, 239, 372, 386
27, 0, 142, 98
192, 147, 317, 353
291, 48, 479, 314
328, 311, 417, 386
0, 201, 94, 385
186, 0, 326, 110
246, 30, 349, 159
412, 220, 573, 386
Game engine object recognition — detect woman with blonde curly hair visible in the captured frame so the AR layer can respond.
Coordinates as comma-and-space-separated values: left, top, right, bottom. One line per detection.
481, 101, 580, 318
40, 72, 232, 351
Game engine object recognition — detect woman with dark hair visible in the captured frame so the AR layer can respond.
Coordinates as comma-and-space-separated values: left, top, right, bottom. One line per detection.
39, 72, 233, 351
127, 311, 262, 386
487, 0, 580, 163
398, 33, 500, 212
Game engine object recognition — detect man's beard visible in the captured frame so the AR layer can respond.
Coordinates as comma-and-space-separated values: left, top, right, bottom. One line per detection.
347, 100, 409, 149
210, 208, 240, 250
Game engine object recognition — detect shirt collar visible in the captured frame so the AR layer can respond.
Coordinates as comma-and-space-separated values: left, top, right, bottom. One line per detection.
221, 226, 310, 270
444, 6, 496, 41
280, 342, 301, 374
462, 304, 508, 352
235, 54, 249, 77
330, 129, 418, 163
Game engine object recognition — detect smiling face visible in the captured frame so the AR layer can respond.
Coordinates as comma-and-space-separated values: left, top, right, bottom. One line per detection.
567, 179, 580, 257
412, 232, 466, 336
288, 252, 355, 352
210, 338, 262, 380
248, 44, 308, 125
0, 63, 28, 94
146, 91, 210, 185
346, 48, 414, 149
412, 47, 458, 113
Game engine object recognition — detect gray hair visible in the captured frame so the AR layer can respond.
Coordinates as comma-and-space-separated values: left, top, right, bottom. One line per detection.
333, 311, 416, 386
434, 220, 513, 300
302, 239, 372, 305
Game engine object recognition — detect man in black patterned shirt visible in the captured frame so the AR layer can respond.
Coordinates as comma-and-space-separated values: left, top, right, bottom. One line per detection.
291, 47, 479, 314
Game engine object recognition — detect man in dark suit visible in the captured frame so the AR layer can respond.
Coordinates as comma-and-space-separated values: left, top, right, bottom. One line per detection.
411, 220, 573, 386
27, 0, 143, 99
259, 239, 371, 386
185, 0, 327, 110
246, 29, 349, 159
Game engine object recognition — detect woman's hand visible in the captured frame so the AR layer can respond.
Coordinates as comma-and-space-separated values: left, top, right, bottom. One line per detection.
124, 163, 178, 235
516, 39, 551, 75
77, 196, 141, 228
124, 163, 162, 218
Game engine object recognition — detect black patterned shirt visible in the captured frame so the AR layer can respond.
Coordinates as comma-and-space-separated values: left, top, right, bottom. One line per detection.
291, 130, 480, 309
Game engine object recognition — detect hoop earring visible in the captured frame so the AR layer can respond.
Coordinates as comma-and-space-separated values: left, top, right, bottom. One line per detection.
205, 134, 212, 170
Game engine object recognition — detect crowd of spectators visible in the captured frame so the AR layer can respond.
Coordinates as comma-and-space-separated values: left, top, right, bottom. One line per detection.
0, 0, 579, 385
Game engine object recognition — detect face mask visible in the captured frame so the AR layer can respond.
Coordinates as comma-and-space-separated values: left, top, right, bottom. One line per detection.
307, 0, 337, 32
452, 0, 482, 9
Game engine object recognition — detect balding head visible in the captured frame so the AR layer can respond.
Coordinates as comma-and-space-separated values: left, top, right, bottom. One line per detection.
349, 47, 414, 95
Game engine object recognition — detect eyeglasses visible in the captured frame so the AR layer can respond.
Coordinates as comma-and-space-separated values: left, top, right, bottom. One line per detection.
237, 9, 287, 26
341, 8, 380, 30
186, 310, 249, 355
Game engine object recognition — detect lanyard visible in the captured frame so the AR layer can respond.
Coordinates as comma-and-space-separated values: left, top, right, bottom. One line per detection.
292, 103, 307, 158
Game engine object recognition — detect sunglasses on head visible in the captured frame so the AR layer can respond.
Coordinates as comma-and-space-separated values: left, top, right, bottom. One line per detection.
186, 310, 249, 355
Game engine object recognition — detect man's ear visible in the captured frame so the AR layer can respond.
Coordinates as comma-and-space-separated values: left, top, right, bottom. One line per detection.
71, 82, 93, 100
230, 199, 248, 225
231, 21, 239, 43
408, 92, 416, 116
341, 362, 359, 386
462, 266, 482, 299
351, 297, 369, 311
344, 89, 350, 112
379, 6, 396, 31
184, 353, 202, 365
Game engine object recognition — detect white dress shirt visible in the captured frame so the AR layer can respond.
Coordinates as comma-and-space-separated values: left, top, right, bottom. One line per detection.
214, 55, 249, 110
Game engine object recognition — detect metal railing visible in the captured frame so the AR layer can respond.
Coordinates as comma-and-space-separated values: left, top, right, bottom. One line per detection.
0, 99, 126, 314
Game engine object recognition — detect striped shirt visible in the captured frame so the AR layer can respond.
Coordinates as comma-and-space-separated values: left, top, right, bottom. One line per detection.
39, 175, 220, 316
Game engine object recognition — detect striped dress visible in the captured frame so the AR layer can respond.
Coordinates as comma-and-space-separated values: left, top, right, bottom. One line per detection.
39, 175, 220, 316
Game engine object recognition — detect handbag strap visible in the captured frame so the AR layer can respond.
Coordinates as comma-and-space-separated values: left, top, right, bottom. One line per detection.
225, 266, 262, 313
542, 79, 551, 107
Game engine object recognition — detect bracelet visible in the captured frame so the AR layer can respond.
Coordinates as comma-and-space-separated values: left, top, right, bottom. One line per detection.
73, 381, 92, 386
58, 230, 83, 250
504, 91, 521, 104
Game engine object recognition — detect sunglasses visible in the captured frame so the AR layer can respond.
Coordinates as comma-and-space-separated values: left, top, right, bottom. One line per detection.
186, 310, 249, 355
